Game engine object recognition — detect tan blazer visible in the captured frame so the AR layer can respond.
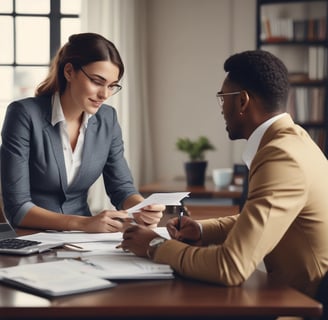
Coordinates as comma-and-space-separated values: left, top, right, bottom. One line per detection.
155, 114, 328, 297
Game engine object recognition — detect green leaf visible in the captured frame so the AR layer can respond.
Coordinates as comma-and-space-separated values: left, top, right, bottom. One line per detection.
176, 136, 215, 161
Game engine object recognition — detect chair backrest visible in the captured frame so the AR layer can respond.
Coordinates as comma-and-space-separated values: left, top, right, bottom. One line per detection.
0, 208, 5, 222
0, 196, 6, 223
315, 271, 328, 320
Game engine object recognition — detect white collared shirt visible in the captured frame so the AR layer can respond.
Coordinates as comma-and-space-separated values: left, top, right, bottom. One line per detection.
51, 93, 91, 186
242, 113, 287, 169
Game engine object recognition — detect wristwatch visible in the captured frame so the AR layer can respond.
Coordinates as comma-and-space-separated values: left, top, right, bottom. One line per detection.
147, 237, 166, 259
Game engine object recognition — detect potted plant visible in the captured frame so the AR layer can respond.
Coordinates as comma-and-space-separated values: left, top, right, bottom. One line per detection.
176, 136, 215, 186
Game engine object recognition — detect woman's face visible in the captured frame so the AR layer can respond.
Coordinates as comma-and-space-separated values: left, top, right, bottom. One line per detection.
64, 60, 120, 114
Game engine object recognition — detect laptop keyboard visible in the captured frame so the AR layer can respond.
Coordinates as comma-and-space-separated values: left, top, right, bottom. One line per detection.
0, 238, 41, 249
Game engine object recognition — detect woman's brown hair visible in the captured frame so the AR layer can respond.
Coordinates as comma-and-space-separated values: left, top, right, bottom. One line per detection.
35, 33, 124, 96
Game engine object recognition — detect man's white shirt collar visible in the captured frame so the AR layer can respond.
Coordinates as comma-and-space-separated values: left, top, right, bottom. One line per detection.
242, 113, 287, 169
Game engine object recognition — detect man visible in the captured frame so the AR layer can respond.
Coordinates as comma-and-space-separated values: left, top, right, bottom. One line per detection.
121, 50, 328, 299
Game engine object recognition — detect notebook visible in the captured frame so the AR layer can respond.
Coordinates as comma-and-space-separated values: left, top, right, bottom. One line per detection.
0, 222, 63, 255
0, 259, 116, 297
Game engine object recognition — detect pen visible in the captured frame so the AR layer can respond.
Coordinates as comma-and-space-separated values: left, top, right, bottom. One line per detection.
115, 243, 130, 252
63, 243, 84, 250
177, 202, 185, 230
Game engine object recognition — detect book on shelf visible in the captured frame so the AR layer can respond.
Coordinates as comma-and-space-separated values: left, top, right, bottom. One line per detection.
308, 47, 327, 81
287, 87, 325, 123
261, 17, 327, 42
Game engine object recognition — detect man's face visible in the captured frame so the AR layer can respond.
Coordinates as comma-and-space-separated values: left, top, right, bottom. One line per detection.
219, 79, 244, 140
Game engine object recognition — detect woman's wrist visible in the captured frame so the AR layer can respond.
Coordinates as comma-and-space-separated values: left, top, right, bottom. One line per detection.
66, 215, 85, 231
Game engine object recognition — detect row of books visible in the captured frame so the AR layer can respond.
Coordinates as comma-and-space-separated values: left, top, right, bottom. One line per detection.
308, 47, 327, 80
261, 17, 327, 42
286, 87, 325, 123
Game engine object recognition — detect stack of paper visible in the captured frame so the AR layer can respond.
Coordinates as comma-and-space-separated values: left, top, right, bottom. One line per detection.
76, 255, 174, 280
0, 192, 183, 297
0, 255, 174, 297
0, 260, 116, 297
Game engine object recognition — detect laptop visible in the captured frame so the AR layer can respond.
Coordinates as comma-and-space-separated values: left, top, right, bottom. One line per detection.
0, 222, 63, 255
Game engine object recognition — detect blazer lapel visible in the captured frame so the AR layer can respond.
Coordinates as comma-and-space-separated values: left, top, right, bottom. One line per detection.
43, 105, 68, 192
68, 115, 98, 190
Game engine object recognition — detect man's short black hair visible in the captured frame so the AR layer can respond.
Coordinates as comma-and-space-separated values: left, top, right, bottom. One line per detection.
224, 50, 290, 112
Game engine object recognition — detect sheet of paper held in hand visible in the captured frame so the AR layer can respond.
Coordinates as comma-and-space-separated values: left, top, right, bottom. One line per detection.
19, 192, 189, 244
126, 192, 190, 215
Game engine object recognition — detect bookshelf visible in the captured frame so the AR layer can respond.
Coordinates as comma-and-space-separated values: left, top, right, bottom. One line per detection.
256, 0, 328, 157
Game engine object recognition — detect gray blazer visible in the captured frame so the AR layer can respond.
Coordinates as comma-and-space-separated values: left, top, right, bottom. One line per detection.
1, 96, 138, 226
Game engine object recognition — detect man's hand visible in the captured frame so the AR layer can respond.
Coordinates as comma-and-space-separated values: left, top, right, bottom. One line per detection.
166, 216, 202, 245
121, 225, 159, 257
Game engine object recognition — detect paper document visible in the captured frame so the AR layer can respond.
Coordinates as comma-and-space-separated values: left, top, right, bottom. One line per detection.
20, 227, 170, 244
55, 227, 171, 259
0, 259, 116, 297
77, 255, 174, 280
20, 230, 124, 243
127, 192, 190, 214
0, 256, 173, 298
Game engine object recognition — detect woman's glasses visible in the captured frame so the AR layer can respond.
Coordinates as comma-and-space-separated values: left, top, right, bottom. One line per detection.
80, 67, 122, 96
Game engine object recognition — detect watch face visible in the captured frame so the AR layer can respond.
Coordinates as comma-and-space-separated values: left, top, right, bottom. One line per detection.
149, 237, 165, 247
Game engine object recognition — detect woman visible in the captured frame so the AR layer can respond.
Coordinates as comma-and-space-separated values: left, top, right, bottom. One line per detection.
1, 32, 164, 232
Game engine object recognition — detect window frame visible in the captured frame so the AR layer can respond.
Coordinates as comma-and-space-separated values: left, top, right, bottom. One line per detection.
0, 0, 80, 68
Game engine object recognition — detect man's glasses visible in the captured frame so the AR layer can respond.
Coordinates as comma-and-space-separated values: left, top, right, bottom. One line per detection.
216, 91, 241, 107
80, 67, 122, 96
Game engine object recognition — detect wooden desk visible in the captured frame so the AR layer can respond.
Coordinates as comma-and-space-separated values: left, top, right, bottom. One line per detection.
0, 250, 322, 319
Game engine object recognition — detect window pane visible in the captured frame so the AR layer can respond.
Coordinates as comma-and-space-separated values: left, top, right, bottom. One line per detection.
0, 66, 13, 135
14, 66, 48, 100
16, 17, 50, 64
0, 66, 48, 134
0, 66, 49, 106
61, 18, 81, 45
0, 0, 13, 13
61, 0, 81, 14
16, 0, 50, 14
0, 17, 13, 63
0, 67, 14, 107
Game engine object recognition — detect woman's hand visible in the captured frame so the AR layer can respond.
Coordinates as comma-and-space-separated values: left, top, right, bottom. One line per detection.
133, 204, 165, 228
77, 210, 131, 233
166, 215, 202, 245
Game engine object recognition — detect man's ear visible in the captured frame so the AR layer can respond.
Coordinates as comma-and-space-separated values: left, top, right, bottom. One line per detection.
239, 90, 250, 113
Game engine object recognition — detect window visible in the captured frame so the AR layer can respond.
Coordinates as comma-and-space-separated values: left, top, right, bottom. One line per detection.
0, 0, 81, 125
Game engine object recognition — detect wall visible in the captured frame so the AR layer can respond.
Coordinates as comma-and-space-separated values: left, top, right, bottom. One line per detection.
145, 0, 256, 182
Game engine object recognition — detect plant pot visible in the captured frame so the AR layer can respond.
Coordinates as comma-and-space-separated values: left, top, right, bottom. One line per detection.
184, 161, 207, 186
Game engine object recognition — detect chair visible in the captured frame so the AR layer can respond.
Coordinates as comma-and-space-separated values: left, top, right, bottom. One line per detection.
0, 207, 5, 222
0, 192, 6, 223
315, 271, 328, 320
